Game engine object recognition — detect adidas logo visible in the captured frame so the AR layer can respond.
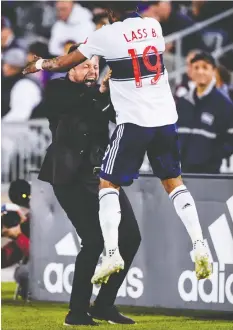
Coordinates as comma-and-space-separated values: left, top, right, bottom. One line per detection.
55, 232, 80, 256
43, 231, 81, 294
178, 196, 233, 304
182, 203, 191, 209
43, 232, 144, 299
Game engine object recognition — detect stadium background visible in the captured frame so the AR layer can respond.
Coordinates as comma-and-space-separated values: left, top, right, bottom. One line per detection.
1, 1, 233, 329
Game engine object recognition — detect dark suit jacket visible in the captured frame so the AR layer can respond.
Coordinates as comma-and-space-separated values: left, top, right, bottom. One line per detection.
38, 77, 113, 185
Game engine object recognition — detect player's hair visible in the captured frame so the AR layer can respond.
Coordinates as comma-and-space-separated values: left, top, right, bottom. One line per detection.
106, 1, 138, 13
191, 51, 216, 68
68, 43, 82, 54
93, 13, 108, 25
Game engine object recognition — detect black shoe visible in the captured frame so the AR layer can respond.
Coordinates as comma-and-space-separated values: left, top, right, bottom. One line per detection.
89, 305, 135, 324
64, 311, 98, 326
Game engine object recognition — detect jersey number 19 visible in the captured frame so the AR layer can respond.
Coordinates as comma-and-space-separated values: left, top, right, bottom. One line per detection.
128, 46, 161, 88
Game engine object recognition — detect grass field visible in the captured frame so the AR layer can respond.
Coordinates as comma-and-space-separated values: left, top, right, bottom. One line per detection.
2, 282, 233, 330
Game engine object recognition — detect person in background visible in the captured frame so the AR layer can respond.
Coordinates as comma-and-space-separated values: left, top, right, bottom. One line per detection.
1, 49, 42, 180
1, 180, 31, 300
177, 52, 233, 174
8, 179, 31, 214
185, 0, 206, 22
215, 64, 231, 100
175, 49, 200, 99
1, 17, 23, 56
27, 41, 51, 87
2, 48, 42, 122
141, 1, 205, 55
49, 1, 95, 56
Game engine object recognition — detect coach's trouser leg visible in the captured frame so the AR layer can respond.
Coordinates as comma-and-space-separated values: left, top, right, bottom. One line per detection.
53, 183, 104, 313
94, 189, 141, 306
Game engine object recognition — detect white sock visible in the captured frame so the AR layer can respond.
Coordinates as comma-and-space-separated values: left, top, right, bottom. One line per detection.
169, 185, 203, 244
99, 188, 121, 257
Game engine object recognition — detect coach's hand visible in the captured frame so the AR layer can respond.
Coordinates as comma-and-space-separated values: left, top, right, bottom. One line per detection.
99, 69, 112, 93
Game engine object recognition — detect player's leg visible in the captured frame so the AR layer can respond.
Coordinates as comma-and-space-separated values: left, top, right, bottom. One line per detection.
147, 124, 212, 280
90, 189, 140, 324
92, 123, 150, 284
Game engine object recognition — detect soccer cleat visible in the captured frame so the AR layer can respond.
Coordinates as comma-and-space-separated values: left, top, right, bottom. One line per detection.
89, 304, 135, 324
64, 311, 98, 326
91, 249, 124, 285
193, 240, 212, 280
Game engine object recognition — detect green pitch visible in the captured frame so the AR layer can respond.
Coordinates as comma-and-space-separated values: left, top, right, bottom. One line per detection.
2, 282, 233, 330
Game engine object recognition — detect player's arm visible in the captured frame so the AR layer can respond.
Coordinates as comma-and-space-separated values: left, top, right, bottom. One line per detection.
22, 49, 87, 75
23, 27, 105, 75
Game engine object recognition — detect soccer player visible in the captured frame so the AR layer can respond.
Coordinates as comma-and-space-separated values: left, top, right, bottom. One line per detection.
23, 2, 212, 284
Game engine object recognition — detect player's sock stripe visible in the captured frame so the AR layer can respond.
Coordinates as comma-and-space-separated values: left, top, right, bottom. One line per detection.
105, 125, 123, 174
171, 189, 188, 201
99, 191, 119, 202
109, 125, 124, 174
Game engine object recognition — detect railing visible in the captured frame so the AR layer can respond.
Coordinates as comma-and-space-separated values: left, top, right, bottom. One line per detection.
1, 120, 51, 184
1, 120, 233, 184
164, 8, 233, 85
168, 43, 233, 81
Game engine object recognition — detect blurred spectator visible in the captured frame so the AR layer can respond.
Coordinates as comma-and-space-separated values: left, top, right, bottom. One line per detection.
2, 180, 31, 300
177, 52, 233, 174
2, 48, 42, 122
141, 1, 205, 55
27, 41, 49, 63
49, 1, 95, 56
185, 1, 207, 22
9, 179, 31, 211
27, 40, 51, 87
175, 49, 201, 99
185, 1, 231, 54
93, 13, 109, 30
215, 64, 231, 100
1, 17, 22, 56
1, 203, 29, 270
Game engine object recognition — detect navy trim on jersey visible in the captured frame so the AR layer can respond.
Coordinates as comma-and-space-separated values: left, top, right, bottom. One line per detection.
107, 53, 165, 81
111, 72, 165, 82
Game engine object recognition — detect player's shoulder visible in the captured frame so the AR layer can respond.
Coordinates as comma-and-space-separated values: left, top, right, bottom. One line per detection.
88, 24, 112, 40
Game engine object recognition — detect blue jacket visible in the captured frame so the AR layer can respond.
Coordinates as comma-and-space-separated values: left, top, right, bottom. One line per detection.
177, 83, 233, 173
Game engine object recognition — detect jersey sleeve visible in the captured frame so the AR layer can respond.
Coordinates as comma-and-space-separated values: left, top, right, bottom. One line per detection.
78, 27, 106, 59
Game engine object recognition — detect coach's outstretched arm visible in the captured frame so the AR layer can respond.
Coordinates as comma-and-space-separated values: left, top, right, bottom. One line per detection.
22, 50, 87, 75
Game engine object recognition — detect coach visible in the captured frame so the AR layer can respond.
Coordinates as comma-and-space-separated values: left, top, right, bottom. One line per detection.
177, 52, 233, 174
38, 46, 141, 326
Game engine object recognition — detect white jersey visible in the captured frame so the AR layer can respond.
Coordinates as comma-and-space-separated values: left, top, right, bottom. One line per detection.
78, 14, 177, 127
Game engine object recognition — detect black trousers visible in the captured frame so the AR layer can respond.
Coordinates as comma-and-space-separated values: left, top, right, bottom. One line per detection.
53, 175, 141, 313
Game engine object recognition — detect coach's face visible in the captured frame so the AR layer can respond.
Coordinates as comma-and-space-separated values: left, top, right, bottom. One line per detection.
191, 60, 215, 87
68, 56, 99, 86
